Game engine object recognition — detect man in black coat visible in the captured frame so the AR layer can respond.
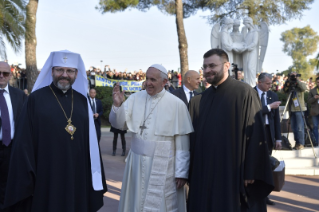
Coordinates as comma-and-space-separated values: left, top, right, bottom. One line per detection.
255, 72, 282, 205
0, 62, 26, 212
89, 88, 103, 143
171, 70, 200, 105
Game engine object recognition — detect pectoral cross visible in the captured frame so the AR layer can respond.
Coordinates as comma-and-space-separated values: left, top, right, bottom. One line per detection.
63, 56, 68, 63
139, 122, 147, 135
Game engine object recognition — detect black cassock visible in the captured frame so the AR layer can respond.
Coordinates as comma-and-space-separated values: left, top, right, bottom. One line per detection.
4, 83, 107, 212
188, 77, 274, 212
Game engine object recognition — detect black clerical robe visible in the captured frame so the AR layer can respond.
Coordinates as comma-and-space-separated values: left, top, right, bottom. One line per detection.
188, 77, 274, 212
4, 83, 107, 212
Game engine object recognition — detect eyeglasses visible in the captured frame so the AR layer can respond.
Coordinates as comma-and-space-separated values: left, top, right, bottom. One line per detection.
54, 68, 77, 75
0, 71, 10, 77
201, 62, 225, 70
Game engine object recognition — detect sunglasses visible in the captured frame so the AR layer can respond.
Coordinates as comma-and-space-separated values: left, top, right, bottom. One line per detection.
0, 71, 10, 77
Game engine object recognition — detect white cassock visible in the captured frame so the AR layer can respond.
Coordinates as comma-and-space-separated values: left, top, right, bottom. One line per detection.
110, 89, 193, 212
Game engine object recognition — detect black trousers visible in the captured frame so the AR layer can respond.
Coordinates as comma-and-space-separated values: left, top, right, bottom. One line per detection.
0, 143, 11, 212
265, 125, 274, 156
113, 133, 126, 151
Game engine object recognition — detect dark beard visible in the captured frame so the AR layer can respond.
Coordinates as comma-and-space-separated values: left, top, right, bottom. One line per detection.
205, 66, 224, 86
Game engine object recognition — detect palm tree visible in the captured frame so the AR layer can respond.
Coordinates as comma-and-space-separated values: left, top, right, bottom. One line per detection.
0, 0, 26, 60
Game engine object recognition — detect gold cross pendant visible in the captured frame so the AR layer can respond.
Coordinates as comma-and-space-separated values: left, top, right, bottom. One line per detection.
65, 119, 76, 140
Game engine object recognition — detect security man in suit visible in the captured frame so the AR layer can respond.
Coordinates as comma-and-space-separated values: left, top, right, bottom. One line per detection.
0, 62, 26, 212
89, 88, 103, 143
171, 70, 200, 105
255, 72, 282, 206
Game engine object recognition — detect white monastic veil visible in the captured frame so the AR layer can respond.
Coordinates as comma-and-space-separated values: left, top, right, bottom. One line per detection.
32, 50, 103, 190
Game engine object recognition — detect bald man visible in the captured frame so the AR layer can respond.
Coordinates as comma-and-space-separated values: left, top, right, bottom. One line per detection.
172, 70, 200, 105
0, 62, 26, 211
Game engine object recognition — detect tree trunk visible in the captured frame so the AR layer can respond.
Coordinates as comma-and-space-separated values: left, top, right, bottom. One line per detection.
25, 0, 39, 92
175, 0, 189, 79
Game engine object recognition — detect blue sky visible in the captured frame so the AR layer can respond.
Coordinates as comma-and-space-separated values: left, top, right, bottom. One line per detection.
5, 0, 319, 74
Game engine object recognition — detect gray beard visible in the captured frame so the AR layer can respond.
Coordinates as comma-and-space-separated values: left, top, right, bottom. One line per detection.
56, 81, 70, 91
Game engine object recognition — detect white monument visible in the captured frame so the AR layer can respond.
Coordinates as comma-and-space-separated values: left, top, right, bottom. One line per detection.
210, 17, 269, 87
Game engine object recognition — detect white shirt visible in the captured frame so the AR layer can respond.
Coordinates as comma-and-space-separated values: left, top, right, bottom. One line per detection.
90, 98, 96, 113
256, 86, 271, 125
183, 85, 194, 103
0, 84, 15, 140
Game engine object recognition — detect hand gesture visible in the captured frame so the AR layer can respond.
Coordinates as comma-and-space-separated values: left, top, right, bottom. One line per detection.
112, 82, 125, 107
314, 95, 319, 99
269, 101, 281, 109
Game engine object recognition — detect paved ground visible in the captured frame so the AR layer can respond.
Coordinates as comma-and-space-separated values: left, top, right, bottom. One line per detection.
98, 129, 319, 212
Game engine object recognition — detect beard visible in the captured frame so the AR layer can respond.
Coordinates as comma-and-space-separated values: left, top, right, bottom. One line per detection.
53, 76, 75, 90
204, 65, 224, 86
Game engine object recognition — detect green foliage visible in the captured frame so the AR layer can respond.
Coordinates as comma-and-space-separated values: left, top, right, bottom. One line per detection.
0, 0, 26, 60
280, 25, 319, 61
200, 0, 314, 25
280, 26, 319, 80
96, 0, 197, 18
94, 86, 114, 123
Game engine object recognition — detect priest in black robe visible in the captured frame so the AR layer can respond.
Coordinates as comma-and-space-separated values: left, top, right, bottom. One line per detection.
187, 49, 274, 212
4, 50, 107, 212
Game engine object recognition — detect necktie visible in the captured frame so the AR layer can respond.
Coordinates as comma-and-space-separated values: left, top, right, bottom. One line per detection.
0, 90, 11, 146
189, 91, 193, 101
261, 92, 266, 124
92, 99, 96, 113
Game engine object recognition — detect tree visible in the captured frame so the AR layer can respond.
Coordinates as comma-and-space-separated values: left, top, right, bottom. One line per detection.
199, 0, 314, 25
316, 53, 319, 70
25, 0, 39, 91
280, 25, 319, 79
96, 0, 199, 78
0, 0, 26, 60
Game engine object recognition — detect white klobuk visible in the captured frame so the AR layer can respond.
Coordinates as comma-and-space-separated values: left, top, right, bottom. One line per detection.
110, 89, 193, 212
32, 50, 103, 190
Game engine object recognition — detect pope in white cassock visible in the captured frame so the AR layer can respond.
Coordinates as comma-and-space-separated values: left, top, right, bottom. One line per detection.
110, 64, 193, 212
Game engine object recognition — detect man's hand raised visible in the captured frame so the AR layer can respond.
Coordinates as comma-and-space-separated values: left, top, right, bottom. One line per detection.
112, 82, 125, 107
269, 101, 281, 109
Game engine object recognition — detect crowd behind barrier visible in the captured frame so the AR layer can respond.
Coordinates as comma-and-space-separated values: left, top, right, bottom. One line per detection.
7, 63, 318, 93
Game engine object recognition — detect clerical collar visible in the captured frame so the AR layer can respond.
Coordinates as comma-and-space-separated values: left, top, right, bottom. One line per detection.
212, 76, 231, 90
50, 82, 72, 96
148, 88, 166, 99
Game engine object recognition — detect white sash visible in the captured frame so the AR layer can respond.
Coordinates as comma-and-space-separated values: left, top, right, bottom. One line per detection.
130, 135, 177, 212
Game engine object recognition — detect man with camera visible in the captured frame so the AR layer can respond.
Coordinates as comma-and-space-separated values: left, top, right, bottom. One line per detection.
283, 71, 308, 150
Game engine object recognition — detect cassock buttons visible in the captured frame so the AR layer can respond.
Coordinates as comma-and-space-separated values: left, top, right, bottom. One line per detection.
259, 142, 262, 145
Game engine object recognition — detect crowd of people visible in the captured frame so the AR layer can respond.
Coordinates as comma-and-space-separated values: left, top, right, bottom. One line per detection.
1, 48, 318, 212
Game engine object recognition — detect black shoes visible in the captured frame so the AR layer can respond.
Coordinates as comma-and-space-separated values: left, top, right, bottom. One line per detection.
266, 197, 275, 205
112, 150, 116, 156
121, 150, 125, 156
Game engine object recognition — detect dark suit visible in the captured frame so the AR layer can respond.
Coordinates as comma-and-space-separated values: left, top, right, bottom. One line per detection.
171, 87, 198, 106
90, 98, 103, 142
0, 86, 26, 211
254, 87, 281, 154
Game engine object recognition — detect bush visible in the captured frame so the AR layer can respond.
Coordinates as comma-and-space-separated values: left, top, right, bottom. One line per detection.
94, 86, 113, 123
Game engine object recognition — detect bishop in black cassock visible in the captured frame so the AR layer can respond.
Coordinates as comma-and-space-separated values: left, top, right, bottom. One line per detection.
4, 50, 107, 212
187, 49, 273, 212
